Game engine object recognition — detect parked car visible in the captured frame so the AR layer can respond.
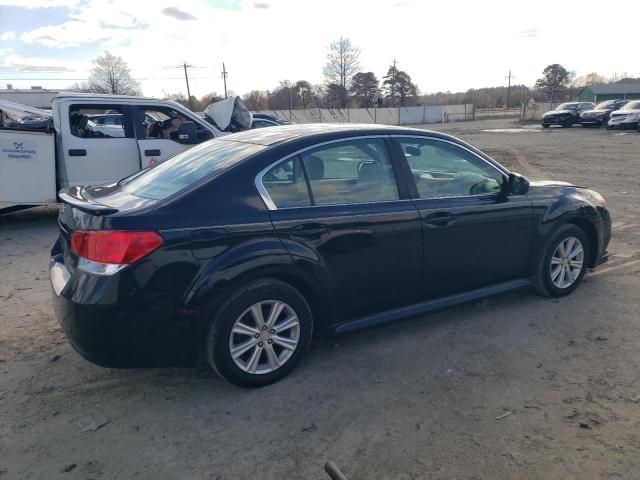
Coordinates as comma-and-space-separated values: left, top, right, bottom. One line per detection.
251, 117, 282, 129
607, 100, 640, 129
541, 102, 595, 128
252, 113, 292, 125
50, 124, 611, 387
579, 99, 630, 127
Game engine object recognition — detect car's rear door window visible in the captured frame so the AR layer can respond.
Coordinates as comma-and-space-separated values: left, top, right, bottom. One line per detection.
261, 157, 311, 208
300, 138, 399, 205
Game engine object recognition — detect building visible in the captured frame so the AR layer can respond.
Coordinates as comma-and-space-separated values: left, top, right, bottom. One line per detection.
0, 86, 71, 109
576, 83, 640, 103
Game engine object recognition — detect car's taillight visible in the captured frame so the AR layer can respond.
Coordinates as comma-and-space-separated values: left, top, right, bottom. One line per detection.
70, 230, 163, 275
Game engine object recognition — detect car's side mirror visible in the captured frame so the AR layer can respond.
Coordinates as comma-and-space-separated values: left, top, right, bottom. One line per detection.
504, 172, 530, 195
175, 121, 199, 144
405, 145, 421, 157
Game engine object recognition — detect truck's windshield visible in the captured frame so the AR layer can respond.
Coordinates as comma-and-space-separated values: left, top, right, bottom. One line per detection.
119, 139, 265, 200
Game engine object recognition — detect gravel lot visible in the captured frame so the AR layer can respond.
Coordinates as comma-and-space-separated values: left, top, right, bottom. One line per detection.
1, 119, 639, 479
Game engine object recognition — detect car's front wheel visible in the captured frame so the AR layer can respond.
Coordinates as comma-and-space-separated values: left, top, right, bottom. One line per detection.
205, 279, 313, 387
534, 224, 589, 297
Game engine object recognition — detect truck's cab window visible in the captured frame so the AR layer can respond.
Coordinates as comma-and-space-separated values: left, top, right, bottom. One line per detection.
69, 105, 133, 139
141, 107, 214, 144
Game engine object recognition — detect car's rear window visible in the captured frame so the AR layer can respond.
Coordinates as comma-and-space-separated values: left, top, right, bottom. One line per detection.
119, 139, 265, 200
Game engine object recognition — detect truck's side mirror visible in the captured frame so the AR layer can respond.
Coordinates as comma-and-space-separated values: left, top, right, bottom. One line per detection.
175, 121, 198, 144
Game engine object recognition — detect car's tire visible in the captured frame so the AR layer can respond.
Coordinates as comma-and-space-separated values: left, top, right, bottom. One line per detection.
533, 224, 590, 298
542, 124, 550, 128
204, 278, 313, 388
601, 117, 608, 128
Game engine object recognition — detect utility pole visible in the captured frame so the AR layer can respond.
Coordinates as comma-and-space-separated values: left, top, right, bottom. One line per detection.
505, 70, 514, 108
221, 63, 229, 99
392, 58, 397, 107
182, 62, 193, 110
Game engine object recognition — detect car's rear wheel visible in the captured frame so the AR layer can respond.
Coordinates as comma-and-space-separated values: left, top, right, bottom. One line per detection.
533, 224, 589, 297
205, 279, 313, 387
542, 124, 550, 128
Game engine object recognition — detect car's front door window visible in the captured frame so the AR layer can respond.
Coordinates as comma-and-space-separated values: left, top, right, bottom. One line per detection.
300, 138, 399, 205
397, 138, 504, 199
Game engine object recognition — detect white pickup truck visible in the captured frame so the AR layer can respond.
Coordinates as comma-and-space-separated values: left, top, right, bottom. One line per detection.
0, 93, 249, 212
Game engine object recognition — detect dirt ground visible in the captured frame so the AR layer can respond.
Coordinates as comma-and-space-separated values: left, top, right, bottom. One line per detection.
1, 119, 639, 480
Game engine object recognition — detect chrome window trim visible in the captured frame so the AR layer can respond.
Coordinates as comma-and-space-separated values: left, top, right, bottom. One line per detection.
254, 133, 512, 211
255, 135, 396, 211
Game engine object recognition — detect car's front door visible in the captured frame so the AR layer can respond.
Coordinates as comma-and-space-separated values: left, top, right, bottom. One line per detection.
392, 136, 534, 299
260, 137, 423, 323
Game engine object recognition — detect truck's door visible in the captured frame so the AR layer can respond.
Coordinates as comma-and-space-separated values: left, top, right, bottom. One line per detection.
132, 105, 215, 167
60, 103, 141, 187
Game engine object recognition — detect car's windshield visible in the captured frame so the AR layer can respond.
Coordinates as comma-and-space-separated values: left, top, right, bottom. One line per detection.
595, 101, 616, 110
624, 100, 640, 110
556, 103, 577, 111
120, 139, 266, 200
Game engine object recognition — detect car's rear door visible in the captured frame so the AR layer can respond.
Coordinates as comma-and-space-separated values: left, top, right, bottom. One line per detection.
392, 135, 534, 299
259, 136, 423, 323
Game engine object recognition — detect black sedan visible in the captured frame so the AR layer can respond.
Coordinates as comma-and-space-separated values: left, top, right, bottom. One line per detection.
541, 102, 595, 128
50, 124, 611, 387
580, 99, 630, 127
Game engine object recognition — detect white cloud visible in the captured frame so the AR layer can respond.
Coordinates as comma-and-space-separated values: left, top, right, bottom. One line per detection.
0, 0, 79, 7
6, 0, 640, 97
0, 31, 16, 41
0, 53, 84, 73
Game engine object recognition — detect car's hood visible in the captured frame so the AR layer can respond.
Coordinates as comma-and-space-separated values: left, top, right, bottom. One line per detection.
610, 109, 639, 115
581, 109, 608, 115
529, 180, 575, 188
543, 110, 572, 116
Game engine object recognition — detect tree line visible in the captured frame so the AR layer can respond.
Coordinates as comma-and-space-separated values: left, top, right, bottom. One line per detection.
73, 50, 636, 112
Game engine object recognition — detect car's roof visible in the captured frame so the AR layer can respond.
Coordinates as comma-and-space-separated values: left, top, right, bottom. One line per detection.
220, 123, 438, 146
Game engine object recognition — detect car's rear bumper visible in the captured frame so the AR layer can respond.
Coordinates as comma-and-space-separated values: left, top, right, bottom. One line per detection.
541, 117, 571, 125
50, 253, 197, 368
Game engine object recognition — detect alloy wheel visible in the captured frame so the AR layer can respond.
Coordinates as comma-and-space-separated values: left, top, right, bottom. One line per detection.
228, 300, 300, 374
550, 236, 584, 289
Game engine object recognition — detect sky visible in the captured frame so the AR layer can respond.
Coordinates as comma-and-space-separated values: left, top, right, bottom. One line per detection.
0, 0, 638, 98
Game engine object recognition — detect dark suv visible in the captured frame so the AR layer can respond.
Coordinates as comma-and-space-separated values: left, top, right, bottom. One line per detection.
580, 99, 630, 127
51, 125, 611, 387
541, 102, 595, 128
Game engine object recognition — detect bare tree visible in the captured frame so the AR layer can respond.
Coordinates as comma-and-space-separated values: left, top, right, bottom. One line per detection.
243, 90, 269, 111
323, 37, 360, 108
87, 51, 140, 95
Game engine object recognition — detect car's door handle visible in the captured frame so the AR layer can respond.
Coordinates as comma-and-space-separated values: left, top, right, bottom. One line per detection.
290, 223, 330, 240
68, 149, 86, 157
144, 149, 161, 157
424, 212, 455, 228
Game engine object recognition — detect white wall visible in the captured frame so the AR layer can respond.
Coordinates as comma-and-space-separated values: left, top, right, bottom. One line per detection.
257, 104, 472, 126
